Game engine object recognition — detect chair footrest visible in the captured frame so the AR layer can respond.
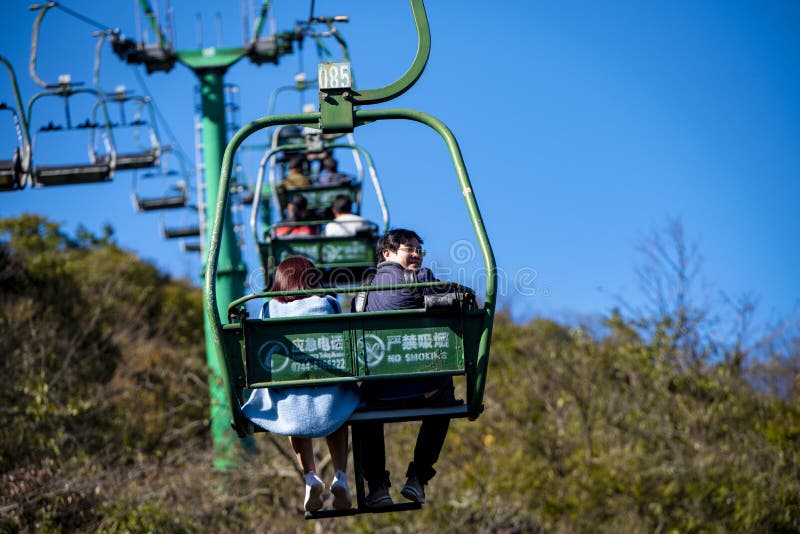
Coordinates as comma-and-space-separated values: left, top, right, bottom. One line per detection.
348, 402, 468, 424
305, 501, 422, 519
239, 401, 468, 435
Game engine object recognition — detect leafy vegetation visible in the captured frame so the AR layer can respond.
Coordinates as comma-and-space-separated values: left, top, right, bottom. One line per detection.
1, 215, 797, 533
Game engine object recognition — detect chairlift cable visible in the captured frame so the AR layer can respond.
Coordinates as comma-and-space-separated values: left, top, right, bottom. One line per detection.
52, 2, 115, 32
240, 0, 249, 44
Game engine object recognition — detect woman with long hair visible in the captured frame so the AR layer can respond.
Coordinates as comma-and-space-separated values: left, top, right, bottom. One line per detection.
241, 256, 358, 512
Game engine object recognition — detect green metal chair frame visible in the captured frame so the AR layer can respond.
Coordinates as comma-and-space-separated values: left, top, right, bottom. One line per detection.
204, 0, 496, 517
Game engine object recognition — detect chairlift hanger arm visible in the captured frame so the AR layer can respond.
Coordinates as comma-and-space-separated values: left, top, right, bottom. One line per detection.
92, 29, 117, 94
88, 94, 161, 165
29, 3, 67, 89
259, 141, 388, 238
315, 0, 428, 132
250, 138, 387, 243
331, 142, 389, 232
349, 0, 429, 106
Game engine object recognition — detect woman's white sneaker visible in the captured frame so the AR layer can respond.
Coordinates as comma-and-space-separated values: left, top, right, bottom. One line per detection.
330, 470, 352, 510
303, 472, 325, 512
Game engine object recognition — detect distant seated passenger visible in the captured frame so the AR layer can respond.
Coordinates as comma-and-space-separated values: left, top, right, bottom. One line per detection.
277, 124, 304, 144
275, 194, 317, 238
317, 156, 351, 186
280, 155, 311, 190
324, 194, 372, 237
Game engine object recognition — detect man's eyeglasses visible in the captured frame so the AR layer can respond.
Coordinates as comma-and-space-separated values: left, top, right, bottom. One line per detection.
398, 246, 427, 256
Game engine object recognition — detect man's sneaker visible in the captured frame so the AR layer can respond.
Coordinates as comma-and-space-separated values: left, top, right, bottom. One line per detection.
401, 477, 426, 504
303, 472, 325, 512
365, 485, 393, 507
330, 470, 352, 510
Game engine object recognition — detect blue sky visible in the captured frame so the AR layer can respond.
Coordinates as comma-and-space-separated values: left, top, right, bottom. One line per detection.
1, 1, 798, 329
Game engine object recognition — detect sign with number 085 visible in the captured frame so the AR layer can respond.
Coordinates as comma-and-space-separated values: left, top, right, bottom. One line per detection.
318, 62, 352, 90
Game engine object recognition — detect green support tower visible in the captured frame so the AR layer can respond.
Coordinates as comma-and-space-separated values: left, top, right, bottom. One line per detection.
112, 0, 298, 468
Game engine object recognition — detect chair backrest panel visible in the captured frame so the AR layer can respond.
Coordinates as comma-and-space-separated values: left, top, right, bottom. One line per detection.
266, 234, 376, 269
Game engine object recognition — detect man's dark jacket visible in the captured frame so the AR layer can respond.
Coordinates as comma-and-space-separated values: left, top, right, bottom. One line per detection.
363, 261, 452, 399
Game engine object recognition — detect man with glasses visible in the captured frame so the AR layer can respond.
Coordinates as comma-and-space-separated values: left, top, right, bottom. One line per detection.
357, 229, 456, 508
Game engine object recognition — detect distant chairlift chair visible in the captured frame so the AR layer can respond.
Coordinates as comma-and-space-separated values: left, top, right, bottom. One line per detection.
251, 128, 389, 285
0, 104, 28, 191
0, 55, 32, 191
90, 91, 161, 172
131, 147, 190, 212
160, 216, 201, 239
26, 3, 116, 187
28, 86, 117, 187
89, 29, 161, 173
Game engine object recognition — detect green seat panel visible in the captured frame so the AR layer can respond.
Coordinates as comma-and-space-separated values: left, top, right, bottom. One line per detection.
239, 311, 467, 388
265, 235, 376, 269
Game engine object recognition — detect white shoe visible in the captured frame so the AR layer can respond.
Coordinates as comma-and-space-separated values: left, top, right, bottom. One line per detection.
304, 472, 325, 512
330, 470, 352, 510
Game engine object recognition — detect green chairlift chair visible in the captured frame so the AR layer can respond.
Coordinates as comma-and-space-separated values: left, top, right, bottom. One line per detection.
131, 147, 190, 212
251, 129, 389, 286
206, 0, 495, 517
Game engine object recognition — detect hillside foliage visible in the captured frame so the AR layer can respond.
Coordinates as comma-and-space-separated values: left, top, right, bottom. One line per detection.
1, 215, 798, 533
